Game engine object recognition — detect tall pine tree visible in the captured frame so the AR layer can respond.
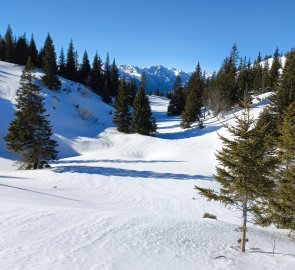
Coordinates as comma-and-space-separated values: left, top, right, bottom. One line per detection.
65, 40, 77, 81
269, 47, 281, 91
79, 50, 91, 84
41, 34, 60, 90
4, 24, 14, 62
167, 75, 185, 116
4, 58, 58, 169
29, 35, 38, 66
132, 73, 157, 135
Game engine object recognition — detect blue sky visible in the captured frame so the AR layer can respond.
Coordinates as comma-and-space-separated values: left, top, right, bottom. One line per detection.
1, 0, 294, 72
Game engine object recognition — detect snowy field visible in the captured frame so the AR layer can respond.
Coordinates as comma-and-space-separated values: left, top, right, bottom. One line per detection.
0, 61, 294, 270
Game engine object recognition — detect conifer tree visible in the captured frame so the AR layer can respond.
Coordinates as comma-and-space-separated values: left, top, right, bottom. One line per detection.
41, 34, 60, 90
102, 53, 112, 103
14, 35, 29, 65
274, 49, 295, 118
79, 50, 91, 84
167, 75, 185, 115
4, 58, 58, 169
110, 59, 119, 97
65, 40, 77, 81
270, 102, 295, 230
0, 35, 6, 61
4, 25, 14, 62
29, 35, 38, 66
127, 79, 137, 107
37, 47, 44, 68
262, 58, 270, 93
181, 63, 204, 128
58, 47, 66, 77
195, 98, 275, 252
132, 73, 157, 135
89, 52, 103, 95
113, 77, 132, 133
269, 48, 281, 91
252, 52, 263, 94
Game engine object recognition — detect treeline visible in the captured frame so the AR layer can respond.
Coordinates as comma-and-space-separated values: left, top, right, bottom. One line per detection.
195, 48, 295, 251
167, 44, 283, 128
0, 24, 122, 103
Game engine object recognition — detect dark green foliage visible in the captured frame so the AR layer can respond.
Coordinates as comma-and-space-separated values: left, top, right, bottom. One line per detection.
4, 25, 14, 62
79, 50, 91, 84
14, 35, 29, 65
126, 79, 137, 106
237, 57, 252, 98
58, 47, 66, 77
29, 35, 38, 66
195, 98, 275, 251
41, 34, 60, 90
269, 48, 281, 91
110, 59, 119, 97
0, 35, 6, 61
155, 89, 160, 96
202, 213, 217, 219
65, 40, 77, 81
252, 53, 264, 94
167, 75, 185, 116
102, 53, 112, 103
132, 73, 157, 135
113, 77, 132, 133
274, 50, 295, 118
181, 63, 204, 128
4, 58, 58, 169
37, 47, 44, 68
262, 59, 270, 93
89, 52, 103, 95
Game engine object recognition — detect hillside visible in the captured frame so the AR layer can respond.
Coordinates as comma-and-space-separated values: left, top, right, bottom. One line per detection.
0, 61, 294, 270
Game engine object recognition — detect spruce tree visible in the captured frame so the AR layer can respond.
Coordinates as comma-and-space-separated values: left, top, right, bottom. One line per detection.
252, 53, 263, 94
37, 46, 44, 68
262, 58, 270, 93
4, 58, 58, 169
79, 50, 91, 84
14, 35, 29, 65
167, 75, 185, 116
180, 63, 204, 128
127, 79, 137, 107
58, 47, 66, 77
29, 35, 38, 66
195, 98, 275, 252
132, 73, 157, 135
0, 35, 6, 61
110, 59, 119, 97
41, 34, 60, 90
274, 49, 295, 118
269, 47, 281, 91
102, 53, 112, 103
65, 40, 77, 81
113, 77, 132, 133
270, 102, 295, 230
4, 24, 14, 62
89, 52, 103, 95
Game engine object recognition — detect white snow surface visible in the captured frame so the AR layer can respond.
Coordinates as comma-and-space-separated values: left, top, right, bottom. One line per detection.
0, 61, 294, 270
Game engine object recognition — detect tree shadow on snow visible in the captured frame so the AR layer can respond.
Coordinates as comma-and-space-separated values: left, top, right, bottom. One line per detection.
56, 159, 183, 165
53, 165, 213, 181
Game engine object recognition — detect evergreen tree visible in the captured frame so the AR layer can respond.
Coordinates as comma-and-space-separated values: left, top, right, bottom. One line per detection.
126, 79, 137, 107
262, 58, 270, 92
79, 50, 91, 84
65, 40, 77, 81
41, 34, 60, 90
155, 89, 160, 96
89, 52, 103, 95
102, 53, 112, 103
181, 63, 204, 128
14, 35, 29, 65
167, 75, 185, 115
37, 46, 44, 68
0, 35, 6, 61
269, 47, 281, 91
4, 24, 14, 62
252, 52, 263, 94
58, 47, 66, 77
28, 35, 38, 66
113, 77, 132, 133
274, 49, 295, 118
195, 98, 275, 252
4, 58, 58, 169
132, 73, 157, 135
110, 59, 119, 97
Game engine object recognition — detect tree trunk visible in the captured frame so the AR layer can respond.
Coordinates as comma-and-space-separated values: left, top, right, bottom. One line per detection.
240, 200, 248, 252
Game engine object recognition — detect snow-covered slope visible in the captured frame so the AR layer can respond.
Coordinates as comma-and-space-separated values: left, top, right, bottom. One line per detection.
118, 64, 192, 93
0, 61, 294, 270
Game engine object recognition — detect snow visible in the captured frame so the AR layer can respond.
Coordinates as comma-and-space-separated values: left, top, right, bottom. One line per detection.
0, 61, 294, 270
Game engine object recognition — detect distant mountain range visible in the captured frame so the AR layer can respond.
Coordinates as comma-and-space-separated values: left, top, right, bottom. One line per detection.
118, 64, 192, 93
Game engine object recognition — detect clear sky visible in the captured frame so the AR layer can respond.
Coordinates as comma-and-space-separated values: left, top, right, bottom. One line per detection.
1, 0, 294, 72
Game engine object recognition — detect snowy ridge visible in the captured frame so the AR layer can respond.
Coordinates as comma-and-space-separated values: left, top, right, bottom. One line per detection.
118, 64, 192, 93
0, 61, 294, 270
